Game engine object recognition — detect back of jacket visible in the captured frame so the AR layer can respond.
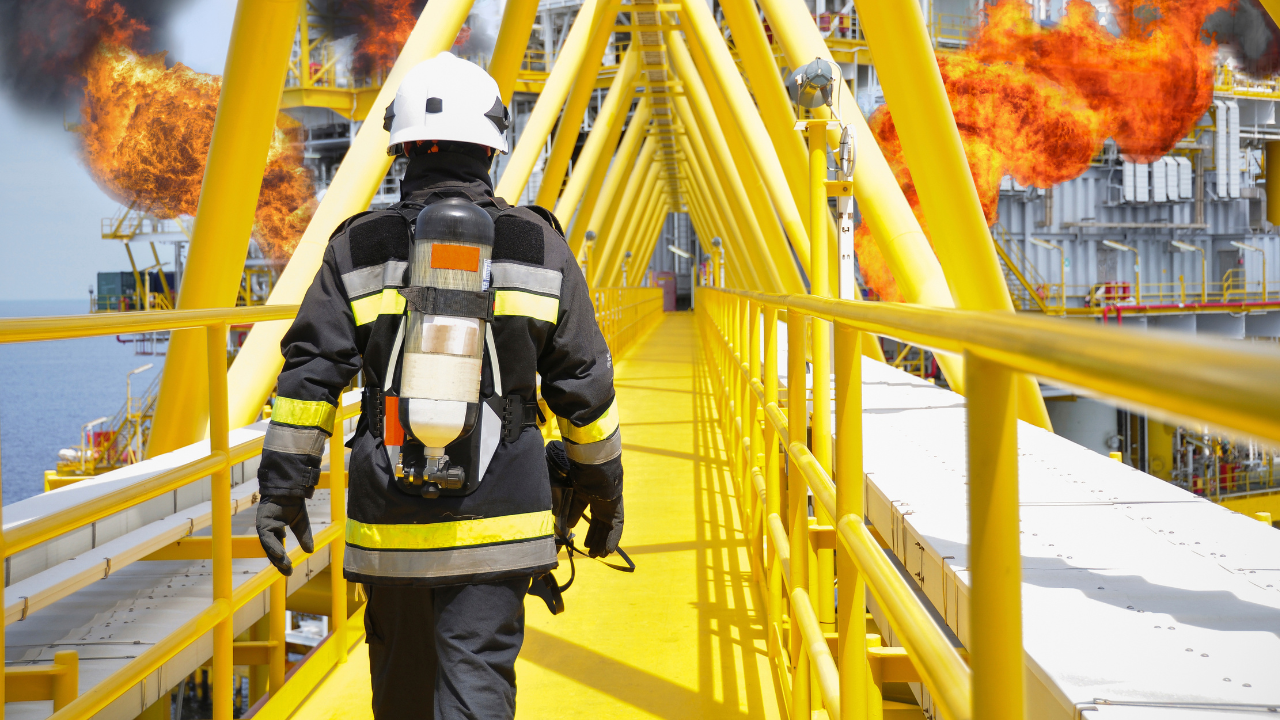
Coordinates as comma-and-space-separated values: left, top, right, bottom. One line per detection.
257, 148, 623, 587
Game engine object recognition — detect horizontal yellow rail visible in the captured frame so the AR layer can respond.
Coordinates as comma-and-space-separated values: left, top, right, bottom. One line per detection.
0, 305, 299, 344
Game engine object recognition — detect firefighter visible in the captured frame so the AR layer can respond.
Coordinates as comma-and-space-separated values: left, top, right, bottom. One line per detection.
254, 51, 625, 719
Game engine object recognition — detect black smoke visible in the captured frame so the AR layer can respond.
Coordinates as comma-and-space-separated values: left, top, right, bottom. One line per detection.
0, 0, 185, 110
1205, 0, 1280, 76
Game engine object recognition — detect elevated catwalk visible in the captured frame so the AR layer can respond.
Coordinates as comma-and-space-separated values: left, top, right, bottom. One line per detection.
286, 313, 781, 719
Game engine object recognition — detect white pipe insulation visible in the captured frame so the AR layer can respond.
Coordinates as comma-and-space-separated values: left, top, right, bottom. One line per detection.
1228, 100, 1241, 199
1215, 99, 1228, 198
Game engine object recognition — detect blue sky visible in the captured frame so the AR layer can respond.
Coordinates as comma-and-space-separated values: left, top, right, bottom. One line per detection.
0, 0, 237, 301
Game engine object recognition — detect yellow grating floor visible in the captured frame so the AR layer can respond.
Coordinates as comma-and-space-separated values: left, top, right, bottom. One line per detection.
289, 312, 781, 719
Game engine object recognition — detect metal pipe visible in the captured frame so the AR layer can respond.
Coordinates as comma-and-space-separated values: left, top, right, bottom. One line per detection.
495, 0, 612, 203
330, 415, 348, 663
833, 323, 866, 720
558, 48, 639, 250
225, 0, 475, 432
147, 0, 305, 457
535, 8, 620, 208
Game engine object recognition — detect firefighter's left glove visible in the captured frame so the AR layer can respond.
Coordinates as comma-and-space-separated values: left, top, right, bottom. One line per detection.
583, 495, 624, 558
256, 496, 314, 577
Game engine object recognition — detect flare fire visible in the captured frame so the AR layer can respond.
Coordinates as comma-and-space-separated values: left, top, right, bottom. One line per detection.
855, 0, 1231, 301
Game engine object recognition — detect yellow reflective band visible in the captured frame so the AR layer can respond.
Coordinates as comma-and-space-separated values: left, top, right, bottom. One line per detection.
272, 397, 336, 432
346, 511, 554, 551
493, 290, 559, 324
558, 399, 619, 445
351, 288, 407, 326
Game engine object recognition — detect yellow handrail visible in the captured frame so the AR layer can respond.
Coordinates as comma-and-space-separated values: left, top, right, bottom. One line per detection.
697, 285, 1280, 720
0, 303, 367, 720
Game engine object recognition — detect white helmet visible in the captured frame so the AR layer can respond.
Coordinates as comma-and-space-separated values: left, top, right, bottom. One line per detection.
383, 52, 510, 154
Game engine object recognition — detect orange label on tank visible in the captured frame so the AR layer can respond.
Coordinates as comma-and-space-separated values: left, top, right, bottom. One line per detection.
430, 244, 481, 271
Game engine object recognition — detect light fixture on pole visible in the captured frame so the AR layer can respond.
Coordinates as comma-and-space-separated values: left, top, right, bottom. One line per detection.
669, 244, 694, 309
1027, 237, 1065, 311
1231, 240, 1266, 300
1171, 240, 1207, 303
622, 251, 632, 287
126, 363, 155, 463
711, 237, 723, 288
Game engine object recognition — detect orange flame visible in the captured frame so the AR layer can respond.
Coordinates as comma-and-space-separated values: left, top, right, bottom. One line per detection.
855, 0, 1229, 299
346, 0, 420, 77
79, 44, 314, 257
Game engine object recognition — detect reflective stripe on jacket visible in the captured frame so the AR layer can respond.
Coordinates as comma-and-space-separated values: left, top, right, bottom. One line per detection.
257, 151, 622, 587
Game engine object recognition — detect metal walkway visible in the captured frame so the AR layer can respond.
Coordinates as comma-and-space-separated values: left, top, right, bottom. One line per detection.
283, 313, 782, 720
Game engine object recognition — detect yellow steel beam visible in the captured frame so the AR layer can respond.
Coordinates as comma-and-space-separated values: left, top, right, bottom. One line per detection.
605, 169, 663, 287
594, 139, 659, 286
225, 0, 475, 431
668, 40, 794, 293
147, 0, 302, 456
557, 47, 639, 249
754, 0, 967, 391
495, 0, 614, 203
611, 178, 665, 288
717, 0, 809, 231
579, 99, 652, 257
678, 0, 812, 266
535, 6, 622, 209
676, 128, 767, 291
628, 197, 673, 287
491, 0, 542, 104
672, 97, 771, 292
852, 0, 1051, 430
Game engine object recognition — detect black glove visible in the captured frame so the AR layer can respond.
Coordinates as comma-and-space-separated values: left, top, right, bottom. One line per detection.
583, 495, 624, 558
256, 496, 314, 576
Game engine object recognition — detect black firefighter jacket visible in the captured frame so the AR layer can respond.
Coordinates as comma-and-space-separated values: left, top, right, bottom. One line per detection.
257, 150, 623, 587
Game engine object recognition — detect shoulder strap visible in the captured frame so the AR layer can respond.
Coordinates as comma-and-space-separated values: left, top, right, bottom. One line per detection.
521, 204, 566, 239
329, 210, 375, 241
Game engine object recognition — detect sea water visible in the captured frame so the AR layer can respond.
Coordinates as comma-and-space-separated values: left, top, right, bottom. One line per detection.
0, 299, 167, 505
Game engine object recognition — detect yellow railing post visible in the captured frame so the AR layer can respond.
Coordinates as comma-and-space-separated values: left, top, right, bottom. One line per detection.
762, 304, 783, 668
330, 412, 348, 663
834, 322, 867, 720
206, 322, 233, 720
965, 351, 1025, 720
786, 308, 811, 718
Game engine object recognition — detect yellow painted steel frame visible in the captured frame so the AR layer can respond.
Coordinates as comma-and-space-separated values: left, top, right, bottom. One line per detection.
699, 284, 1280, 720
850, 0, 1051, 431
495, 0, 615, 203
673, 106, 769, 292
535, 7, 624, 209
226, 0, 475, 432
668, 33, 795, 293
595, 142, 660, 286
557, 47, 639, 247
0, 305, 363, 720
577, 98, 653, 257
148, 0, 304, 457
592, 287, 665, 355
606, 178, 664, 287
491, 0, 542, 104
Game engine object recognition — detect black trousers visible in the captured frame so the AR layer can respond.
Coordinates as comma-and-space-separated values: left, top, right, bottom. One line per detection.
364, 577, 529, 720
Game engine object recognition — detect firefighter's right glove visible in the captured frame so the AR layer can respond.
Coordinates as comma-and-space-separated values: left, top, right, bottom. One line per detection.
583, 495, 624, 558
256, 496, 314, 577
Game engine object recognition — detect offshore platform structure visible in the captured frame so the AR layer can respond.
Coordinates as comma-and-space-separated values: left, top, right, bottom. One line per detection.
3, 1, 1280, 720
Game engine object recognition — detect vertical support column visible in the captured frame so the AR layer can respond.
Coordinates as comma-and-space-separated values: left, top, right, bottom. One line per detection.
269, 579, 287, 693
786, 308, 810, 718
330, 411, 348, 663
748, 300, 763, 508
0, 410, 5, 716
965, 352, 1024, 720
206, 323, 232, 720
807, 120, 836, 636
834, 322, 866, 720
